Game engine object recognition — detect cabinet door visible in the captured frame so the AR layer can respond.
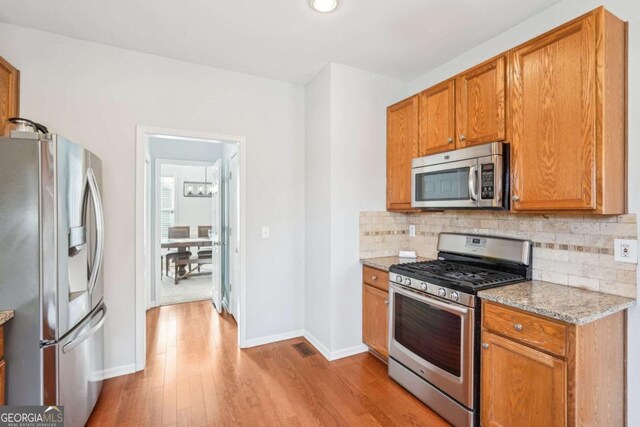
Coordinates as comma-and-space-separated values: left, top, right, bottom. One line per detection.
387, 96, 418, 211
481, 331, 566, 427
456, 55, 506, 147
418, 79, 455, 156
510, 15, 596, 211
0, 359, 5, 406
362, 284, 389, 360
0, 56, 20, 137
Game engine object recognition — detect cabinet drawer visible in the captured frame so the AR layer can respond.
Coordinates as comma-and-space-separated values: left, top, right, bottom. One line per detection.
483, 302, 567, 357
363, 266, 389, 291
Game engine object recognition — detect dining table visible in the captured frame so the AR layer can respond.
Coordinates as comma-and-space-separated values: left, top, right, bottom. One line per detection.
161, 237, 212, 279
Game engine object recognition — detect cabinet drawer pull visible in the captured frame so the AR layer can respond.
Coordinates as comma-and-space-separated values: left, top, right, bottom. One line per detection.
514, 323, 523, 332
459, 135, 466, 141
447, 137, 454, 144
482, 343, 489, 349
371, 275, 378, 281
384, 300, 389, 305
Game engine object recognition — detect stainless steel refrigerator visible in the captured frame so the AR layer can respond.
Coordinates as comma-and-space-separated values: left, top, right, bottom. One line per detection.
0, 131, 106, 427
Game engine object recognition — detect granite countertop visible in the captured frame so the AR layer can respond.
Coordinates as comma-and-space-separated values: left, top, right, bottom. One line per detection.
0, 310, 14, 326
478, 281, 636, 325
360, 256, 431, 272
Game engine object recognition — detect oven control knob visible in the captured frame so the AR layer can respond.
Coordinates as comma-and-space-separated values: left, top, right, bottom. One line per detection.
450, 291, 460, 301
420, 282, 428, 291
438, 288, 446, 297
404, 278, 412, 286
395, 275, 402, 283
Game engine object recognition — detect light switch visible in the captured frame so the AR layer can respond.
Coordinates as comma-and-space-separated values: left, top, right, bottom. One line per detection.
261, 226, 270, 240
409, 224, 416, 237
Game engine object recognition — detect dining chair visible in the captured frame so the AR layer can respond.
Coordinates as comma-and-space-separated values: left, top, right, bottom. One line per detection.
197, 225, 213, 272
165, 226, 192, 277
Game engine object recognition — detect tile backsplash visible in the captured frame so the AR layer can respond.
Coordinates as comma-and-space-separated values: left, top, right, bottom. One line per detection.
360, 211, 637, 298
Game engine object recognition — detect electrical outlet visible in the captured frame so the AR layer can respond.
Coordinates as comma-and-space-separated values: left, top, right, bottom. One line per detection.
614, 239, 637, 264
261, 226, 270, 240
409, 224, 416, 237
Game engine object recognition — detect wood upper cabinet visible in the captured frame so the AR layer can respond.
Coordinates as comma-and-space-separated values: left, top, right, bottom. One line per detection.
509, 8, 626, 213
363, 284, 389, 360
417, 79, 455, 156
456, 55, 506, 147
481, 331, 567, 427
0, 56, 20, 137
387, 96, 418, 211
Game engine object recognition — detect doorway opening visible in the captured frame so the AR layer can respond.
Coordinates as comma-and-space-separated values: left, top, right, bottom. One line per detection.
156, 159, 217, 306
135, 127, 247, 371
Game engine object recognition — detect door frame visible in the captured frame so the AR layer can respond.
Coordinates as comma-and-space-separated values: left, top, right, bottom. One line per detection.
135, 125, 248, 371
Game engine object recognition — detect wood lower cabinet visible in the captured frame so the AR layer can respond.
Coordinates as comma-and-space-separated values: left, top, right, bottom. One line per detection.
481, 301, 625, 427
0, 56, 20, 137
362, 266, 389, 360
509, 7, 625, 213
482, 331, 567, 427
456, 55, 506, 147
387, 96, 419, 211
418, 79, 456, 156
0, 326, 5, 405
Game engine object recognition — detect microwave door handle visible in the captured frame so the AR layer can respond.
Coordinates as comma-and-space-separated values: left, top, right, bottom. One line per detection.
468, 165, 478, 201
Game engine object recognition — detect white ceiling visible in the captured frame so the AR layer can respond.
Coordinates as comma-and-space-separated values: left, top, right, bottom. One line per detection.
0, 0, 564, 84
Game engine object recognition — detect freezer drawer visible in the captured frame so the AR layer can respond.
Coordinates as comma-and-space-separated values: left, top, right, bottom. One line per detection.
43, 301, 106, 427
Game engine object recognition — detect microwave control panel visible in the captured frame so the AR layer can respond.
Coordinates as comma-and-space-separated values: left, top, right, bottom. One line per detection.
480, 163, 495, 199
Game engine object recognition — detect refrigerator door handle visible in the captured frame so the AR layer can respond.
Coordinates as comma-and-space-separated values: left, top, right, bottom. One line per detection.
84, 167, 105, 295
62, 302, 107, 354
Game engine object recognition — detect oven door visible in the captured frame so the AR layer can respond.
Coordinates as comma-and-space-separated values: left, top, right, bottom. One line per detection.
389, 283, 475, 408
412, 158, 479, 209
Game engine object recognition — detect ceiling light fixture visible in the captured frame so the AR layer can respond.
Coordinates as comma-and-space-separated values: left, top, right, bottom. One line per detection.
309, 0, 339, 13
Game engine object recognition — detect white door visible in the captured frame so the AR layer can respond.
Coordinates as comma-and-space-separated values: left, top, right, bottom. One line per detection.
228, 153, 240, 319
211, 160, 223, 313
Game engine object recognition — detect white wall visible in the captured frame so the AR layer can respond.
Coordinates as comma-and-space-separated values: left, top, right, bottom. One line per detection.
304, 65, 332, 349
0, 23, 306, 374
305, 63, 407, 357
407, 0, 640, 423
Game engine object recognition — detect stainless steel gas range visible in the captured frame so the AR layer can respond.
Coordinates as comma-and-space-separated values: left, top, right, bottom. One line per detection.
387, 233, 532, 427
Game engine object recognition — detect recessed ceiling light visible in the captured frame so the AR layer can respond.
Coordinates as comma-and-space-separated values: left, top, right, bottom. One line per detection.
309, 0, 339, 13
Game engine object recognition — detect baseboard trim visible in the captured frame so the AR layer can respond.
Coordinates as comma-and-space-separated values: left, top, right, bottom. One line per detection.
244, 329, 304, 348
330, 343, 369, 360
302, 330, 332, 360
98, 363, 136, 380
302, 331, 369, 361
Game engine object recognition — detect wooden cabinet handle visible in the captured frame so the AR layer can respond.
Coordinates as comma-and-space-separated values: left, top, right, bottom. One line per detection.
514, 323, 523, 332
447, 137, 454, 144
459, 135, 466, 141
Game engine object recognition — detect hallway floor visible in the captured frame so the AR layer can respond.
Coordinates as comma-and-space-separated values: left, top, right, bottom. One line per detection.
87, 301, 448, 426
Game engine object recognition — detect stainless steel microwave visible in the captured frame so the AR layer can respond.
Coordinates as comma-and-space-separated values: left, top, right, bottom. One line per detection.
411, 142, 509, 209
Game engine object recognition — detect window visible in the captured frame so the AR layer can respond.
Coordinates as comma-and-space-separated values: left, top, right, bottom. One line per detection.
160, 175, 176, 239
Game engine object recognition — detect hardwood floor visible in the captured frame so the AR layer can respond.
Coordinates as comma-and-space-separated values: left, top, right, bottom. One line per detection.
87, 301, 449, 426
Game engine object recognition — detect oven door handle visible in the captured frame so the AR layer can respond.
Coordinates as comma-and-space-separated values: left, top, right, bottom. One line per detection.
390, 283, 471, 316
